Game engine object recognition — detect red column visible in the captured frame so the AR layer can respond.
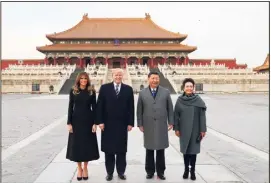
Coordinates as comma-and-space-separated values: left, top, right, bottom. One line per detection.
66, 57, 69, 65
79, 57, 82, 68
176, 57, 180, 65
125, 57, 128, 68
185, 56, 189, 65
105, 57, 108, 65
151, 57, 154, 68
44, 57, 48, 65
92, 56, 95, 65
138, 57, 141, 65
53, 57, 56, 65
163, 57, 167, 65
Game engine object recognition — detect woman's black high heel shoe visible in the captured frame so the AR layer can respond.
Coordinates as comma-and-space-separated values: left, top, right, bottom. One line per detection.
77, 168, 83, 181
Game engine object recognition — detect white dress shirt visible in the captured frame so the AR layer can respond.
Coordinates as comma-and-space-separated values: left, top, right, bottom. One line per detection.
150, 87, 157, 92
114, 82, 121, 91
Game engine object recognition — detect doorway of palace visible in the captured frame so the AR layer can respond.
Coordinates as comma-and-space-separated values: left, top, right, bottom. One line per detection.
113, 61, 121, 68
48, 57, 54, 65
85, 58, 91, 67
143, 58, 148, 65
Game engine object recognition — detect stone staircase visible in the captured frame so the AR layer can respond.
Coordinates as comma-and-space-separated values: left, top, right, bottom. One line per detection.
58, 68, 84, 94
150, 67, 176, 94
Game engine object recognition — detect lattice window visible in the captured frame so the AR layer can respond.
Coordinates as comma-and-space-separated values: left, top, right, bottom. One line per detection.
32, 84, 40, 91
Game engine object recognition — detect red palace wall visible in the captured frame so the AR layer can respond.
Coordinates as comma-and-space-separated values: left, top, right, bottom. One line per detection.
1, 59, 44, 70
189, 59, 247, 69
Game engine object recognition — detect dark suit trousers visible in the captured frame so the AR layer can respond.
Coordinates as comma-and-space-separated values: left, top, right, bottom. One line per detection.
145, 149, 165, 175
105, 152, 126, 175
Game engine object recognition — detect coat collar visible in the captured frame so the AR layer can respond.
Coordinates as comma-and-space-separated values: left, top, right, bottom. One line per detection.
147, 85, 160, 101
111, 82, 124, 99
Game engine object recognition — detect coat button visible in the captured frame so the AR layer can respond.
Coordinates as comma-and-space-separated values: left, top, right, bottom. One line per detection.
154, 118, 156, 120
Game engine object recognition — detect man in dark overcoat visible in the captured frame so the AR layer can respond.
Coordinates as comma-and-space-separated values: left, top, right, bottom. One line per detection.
96, 68, 134, 181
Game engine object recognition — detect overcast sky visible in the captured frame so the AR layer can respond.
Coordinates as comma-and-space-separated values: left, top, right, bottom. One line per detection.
2, 2, 269, 67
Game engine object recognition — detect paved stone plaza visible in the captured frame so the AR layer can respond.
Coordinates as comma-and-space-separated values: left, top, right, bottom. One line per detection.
2, 94, 269, 183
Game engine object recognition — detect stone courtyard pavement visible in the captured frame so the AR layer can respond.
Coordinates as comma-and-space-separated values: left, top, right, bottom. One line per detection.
2, 94, 269, 183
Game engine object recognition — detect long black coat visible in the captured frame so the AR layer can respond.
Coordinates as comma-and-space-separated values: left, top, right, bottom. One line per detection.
66, 88, 100, 162
96, 82, 134, 153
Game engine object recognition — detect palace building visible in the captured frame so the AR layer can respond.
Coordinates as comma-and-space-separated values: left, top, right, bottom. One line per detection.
2, 13, 247, 70
2, 13, 268, 94
253, 54, 269, 73
36, 13, 196, 69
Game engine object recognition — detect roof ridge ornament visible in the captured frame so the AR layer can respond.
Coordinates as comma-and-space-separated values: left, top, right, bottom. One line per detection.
83, 13, 88, 20
145, 13, 151, 19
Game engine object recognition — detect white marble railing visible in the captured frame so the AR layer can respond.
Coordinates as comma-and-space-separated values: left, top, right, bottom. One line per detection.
125, 64, 133, 86
7, 64, 76, 70
56, 76, 69, 94
102, 64, 109, 84
85, 64, 108, 78
167, 74, 269, 80
3, 65, 76, 76
167, 76, 179, 93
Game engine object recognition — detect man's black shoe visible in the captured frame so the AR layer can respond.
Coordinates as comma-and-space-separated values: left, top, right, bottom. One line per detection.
157, 174, 166, 180
118, 174, 126, 180
106, 174, 113, 181
146, 174, 154, 179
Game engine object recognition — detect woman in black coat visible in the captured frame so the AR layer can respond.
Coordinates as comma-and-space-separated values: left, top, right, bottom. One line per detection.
173, 78, 207, 181
66, 72, 100, 181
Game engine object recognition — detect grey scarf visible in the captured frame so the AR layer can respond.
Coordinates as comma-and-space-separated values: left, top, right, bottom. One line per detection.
178, 93, 206, 109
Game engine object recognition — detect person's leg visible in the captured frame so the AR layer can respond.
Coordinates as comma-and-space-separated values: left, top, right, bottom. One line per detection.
183, 154, 190, 179
83, 162, 89, 180
156, 149, 166, 180
105, 153, 115, 176
116, 152, 127, 175
190, 154, 197, 180
145, 149, 155, 177
77, 162, 83, 180
156, 149, 165, 176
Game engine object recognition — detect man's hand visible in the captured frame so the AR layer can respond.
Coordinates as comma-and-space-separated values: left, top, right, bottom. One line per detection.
175, 130, 180, 137
127, 125, 133, 131
168, 124, 173, 131
67, 124, 73, 133
139, 126, 144, 132
92, 124, 97, 133
99, 123, 105, 131
201, 132, 206, 138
